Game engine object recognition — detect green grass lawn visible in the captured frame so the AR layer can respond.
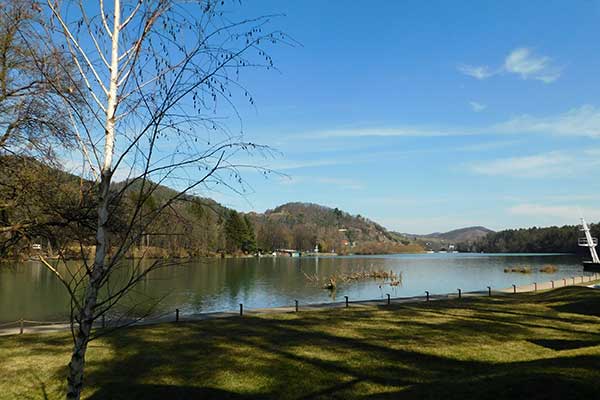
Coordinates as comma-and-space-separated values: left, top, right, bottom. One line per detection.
2, 286, 600, 399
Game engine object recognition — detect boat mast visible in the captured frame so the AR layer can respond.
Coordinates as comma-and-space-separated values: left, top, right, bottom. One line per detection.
580, 218, 600, 264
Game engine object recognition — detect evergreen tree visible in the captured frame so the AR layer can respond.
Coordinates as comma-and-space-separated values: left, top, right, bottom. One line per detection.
241, 215, 257, 253
224, 210, 245, 253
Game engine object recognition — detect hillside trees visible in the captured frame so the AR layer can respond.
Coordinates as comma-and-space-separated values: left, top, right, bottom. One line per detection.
460, 224, 600, 254
0, 0, 87, 253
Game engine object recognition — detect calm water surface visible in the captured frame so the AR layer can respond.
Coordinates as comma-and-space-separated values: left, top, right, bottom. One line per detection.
0, 253, 589, 322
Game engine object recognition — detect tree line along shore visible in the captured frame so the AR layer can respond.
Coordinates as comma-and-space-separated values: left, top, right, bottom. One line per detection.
1, 158, 423, 261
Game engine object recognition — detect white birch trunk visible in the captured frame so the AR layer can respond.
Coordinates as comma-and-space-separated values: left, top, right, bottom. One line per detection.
66, 2, 121, 398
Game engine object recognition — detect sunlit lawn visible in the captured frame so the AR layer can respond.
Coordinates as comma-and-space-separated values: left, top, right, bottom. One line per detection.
2, 286, 600, 399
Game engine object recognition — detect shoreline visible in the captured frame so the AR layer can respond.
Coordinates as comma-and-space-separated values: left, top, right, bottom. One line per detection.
2, 272, 598, 337
0, 250, 581, 264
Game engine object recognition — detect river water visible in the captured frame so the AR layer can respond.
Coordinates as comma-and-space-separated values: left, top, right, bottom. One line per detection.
0, 253, 590, 323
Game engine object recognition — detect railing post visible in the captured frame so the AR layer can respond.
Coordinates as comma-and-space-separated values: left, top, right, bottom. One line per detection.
513, 284, 517, 294
344, 296, 349, 308
572, 276, 575, 285
19, 318, 23, 335
457, 288, 461, 299
176, 309, 179, 323
534, 282, 537, 292
563, 278, 566, 286
239, 303, 243, 316
551, 280, 554, 289
487, 286, 491, 297
386, 293, 391, 305
425, 291, 430, 302
295, 300, 298, 312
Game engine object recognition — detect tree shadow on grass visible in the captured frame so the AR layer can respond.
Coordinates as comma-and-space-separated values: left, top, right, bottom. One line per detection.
552, 299, 600, 317
366, 364, 600, 400
9, 286, 600, 399
82, 299, 600, 400
87, 384, 255, 400
528, 339, 600, 351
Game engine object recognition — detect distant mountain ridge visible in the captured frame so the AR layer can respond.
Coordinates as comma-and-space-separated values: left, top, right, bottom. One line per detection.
397, 226, 494, 251
421, 226, 494, 242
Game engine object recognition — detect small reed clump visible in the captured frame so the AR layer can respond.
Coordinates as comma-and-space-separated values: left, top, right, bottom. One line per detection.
303, 268, 402, 290
504, 266, 532, 274
539, 264, 558, 273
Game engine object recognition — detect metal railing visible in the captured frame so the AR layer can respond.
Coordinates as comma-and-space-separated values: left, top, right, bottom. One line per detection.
578, 237, 598, 246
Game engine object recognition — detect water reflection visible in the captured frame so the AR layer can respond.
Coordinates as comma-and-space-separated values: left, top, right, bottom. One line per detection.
0, 253, 586, 322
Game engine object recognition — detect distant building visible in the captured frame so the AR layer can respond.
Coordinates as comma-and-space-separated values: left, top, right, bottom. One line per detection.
32, 243, 42, 250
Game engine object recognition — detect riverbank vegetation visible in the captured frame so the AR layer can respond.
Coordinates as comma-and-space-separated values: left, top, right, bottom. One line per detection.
303, 268, 402, 290
458, 224, 600, 254
539, 264, 559, 273
504, 266, 532, 274
1, 161, 421, 260
1, 286, 600, 399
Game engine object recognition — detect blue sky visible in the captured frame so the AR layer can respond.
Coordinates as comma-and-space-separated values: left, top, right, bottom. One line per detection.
194, 1, 600, 233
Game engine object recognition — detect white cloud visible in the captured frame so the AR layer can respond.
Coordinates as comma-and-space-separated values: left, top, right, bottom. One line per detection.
469, 101, 487, 112
278, 175, 364, 190
301, 126, 471, 139
508, 204, 600, 222
453, 140, 522, 152
264, 159, 350, 170
493, 105, 600, 137
315, 177, 364, 190
457, 64, 495, 80
302, 105, 600, 139
469, 152, 572, 178
504, 48, 561, 83
460, 47, 561, 83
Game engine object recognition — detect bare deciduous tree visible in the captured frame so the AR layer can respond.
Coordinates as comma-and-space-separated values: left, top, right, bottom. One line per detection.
0, 0, 85, 249
27, 1, 291, 398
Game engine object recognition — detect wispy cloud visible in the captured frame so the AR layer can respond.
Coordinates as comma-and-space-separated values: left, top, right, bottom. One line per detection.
468, 152, 572, 178
315, 177, 364, 190
504, 48, 561, 83
263, 159, 350, 170
508, 204, 600, 222
493, 105, 600, 137
457, 64, 495, 80
453, 140, 522, 152
301, 126, 470, 139
469, 101, 487, 112
459, 47, 561, 83
279, 175, 364, 190
302, 105, 600, 139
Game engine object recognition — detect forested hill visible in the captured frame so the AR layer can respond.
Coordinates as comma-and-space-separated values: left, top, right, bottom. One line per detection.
246, 202, 418, 254
0, 158, 421, 257
458, 224, 600, 254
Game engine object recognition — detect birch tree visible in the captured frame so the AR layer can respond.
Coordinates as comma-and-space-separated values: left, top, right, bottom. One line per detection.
35, 1, 288, 398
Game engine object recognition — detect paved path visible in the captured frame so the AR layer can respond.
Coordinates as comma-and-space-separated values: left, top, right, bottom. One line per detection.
2, 273, 599, 337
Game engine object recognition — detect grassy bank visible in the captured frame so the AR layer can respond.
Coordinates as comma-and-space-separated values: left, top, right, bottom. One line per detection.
2, 286, 600, 399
